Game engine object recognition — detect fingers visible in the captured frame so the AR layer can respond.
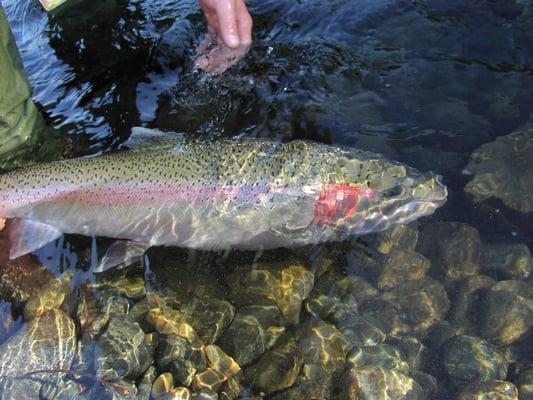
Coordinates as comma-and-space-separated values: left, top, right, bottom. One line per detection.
215, 0, 240, 48
235, 0, 253, 47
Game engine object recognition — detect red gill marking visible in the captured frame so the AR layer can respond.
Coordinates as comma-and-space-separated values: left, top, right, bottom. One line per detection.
312, 183, 370, 225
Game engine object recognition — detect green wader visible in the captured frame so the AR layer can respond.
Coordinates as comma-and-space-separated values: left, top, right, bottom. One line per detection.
0, 6, 47, 170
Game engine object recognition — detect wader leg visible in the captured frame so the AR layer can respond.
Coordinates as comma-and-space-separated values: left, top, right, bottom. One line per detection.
0, 6, 47, 169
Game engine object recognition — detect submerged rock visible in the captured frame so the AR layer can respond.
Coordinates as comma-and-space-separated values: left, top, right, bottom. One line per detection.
0, 255, 54, 310
464, 130, 533, 215
95, 314, 153, 382
23, 272, 73, 321
0, 301, 17, 344
515, 368, 533, 400
457, 380, 518, 400
346, 344, 410, 374
338, 367, 425, 400
372, 223, 419, 254
218, 304, 285, 366
416, 222, 481, 281
157, 334, 206, 387
297, 318, 349, 373
449, 275, 496, 336
248, 336, 303, 395
363, 278, 450, 337
479, 280, 533, 345
441, 335, 508, 387
228, 261, 314, 325
480, 243, 533, 280
377, 248, 430, 290
181, 295, 235, 344
270, 363, 332, 400
0, 309, 76, 400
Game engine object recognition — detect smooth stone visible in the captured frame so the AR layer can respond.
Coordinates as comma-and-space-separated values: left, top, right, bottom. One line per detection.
218, 305, 285, 366
388, 337, 439, 374
338, 367, 425, 400
377, 248, 430, 290
457, 380, 518, 400
449, 275, 496, 336
441, 335, 508, 387
228, 261, 314, 325
516, 368, 533, 400
152, 372, 175, 398
95, 314, 153, 381
191, 390, 218, 400
297, 318, 349, 373
137, 366, 157, 400
23, 272, 73, 320
157, 334, 206, 387
464, 130, 533, 214
479, 280, 533, 345
416, 222, 481, 281
480, 243, 533, 280
192, 368, 226, 392
204, 345, 240, 379
334, 276, 380, 304
372, 223, 419, 254
218, 375, 243, 400
147, 306, 203, 347
181, 296, 235, 344
248, 337, 303, 394
336, 312, 387, 348
0, 309, 76, 400
0, 255, 54, 310
363, 278, 450, 337
0, 301, 17, 344
346, 344, 409, 374
270, 363, 332, 400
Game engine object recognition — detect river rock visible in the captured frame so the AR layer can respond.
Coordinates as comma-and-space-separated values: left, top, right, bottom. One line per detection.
479, 280, 533, 345
372, 223, 419, 254
180, 295, 235, 344
0, 301, 17, 344
157, 334, 206, 387
480, 243, 533, 280
464, 130, 533, 214
449, 275, 496, 336
441, 335, 508, 387
0, 309, 76, 400
346, 344, 409, 374
95, 314, 153, 381
457, 380, 518, 400
416, 222, 480, 281
218, 304, 285, 366
228, 261, 314, 325
377, 248, 430, 290
248, 336, 303, 394
516, 368, 533, 400
23, 272, 73, 321
270, 363, 332, 400
0, 255, 54, 310
338, 367, 425, 400
363, 278, 450, 337
297, 318, 349, 373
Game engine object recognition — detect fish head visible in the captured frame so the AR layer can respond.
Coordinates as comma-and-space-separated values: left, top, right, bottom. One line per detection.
311, 153, 447, 235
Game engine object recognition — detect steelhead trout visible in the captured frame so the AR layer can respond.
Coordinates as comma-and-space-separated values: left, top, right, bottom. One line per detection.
0, 129, 447, 270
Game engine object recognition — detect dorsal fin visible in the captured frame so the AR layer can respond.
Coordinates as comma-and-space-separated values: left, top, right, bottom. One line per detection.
123, 127, 186, 149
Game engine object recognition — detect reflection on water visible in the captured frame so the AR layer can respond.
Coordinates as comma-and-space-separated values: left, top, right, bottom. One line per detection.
1, 0, 533, 399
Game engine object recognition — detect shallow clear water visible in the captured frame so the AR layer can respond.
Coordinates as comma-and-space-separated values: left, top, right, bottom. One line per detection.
1, 0, 533, 399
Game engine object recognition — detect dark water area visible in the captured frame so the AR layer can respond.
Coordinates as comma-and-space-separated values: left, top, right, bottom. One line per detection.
1, 0, 533, 399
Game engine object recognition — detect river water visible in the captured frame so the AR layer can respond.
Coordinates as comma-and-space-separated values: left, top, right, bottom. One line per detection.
1, 0, 532, 399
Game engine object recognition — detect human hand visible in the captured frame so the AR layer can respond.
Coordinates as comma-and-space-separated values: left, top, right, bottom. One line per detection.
196, 0, 252, 74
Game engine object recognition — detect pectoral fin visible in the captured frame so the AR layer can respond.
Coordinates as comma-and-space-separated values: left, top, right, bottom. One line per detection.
7, 219, 62, 259
94, 240, 150, 273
